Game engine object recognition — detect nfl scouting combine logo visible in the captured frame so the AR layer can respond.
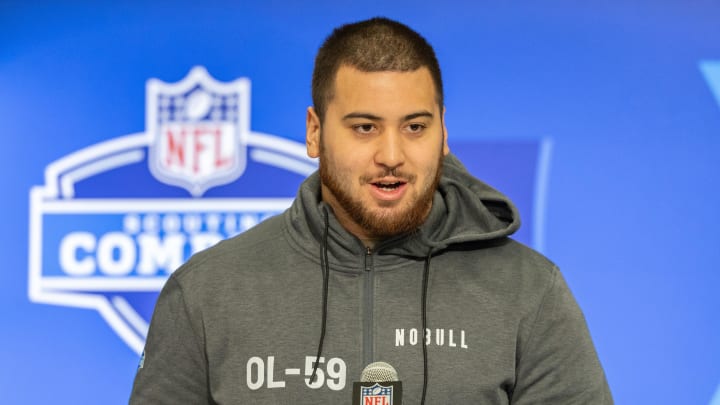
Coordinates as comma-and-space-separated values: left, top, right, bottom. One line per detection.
28, 67, 316, 354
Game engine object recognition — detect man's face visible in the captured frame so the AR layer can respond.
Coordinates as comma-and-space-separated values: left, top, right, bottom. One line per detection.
306, 65, 449, 244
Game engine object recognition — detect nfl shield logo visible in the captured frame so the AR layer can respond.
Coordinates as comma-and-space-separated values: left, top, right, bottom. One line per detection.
146, 66, 250, 196
361, 383, 393, 405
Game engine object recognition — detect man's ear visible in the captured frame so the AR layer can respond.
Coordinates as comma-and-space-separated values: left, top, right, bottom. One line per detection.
306, 107, 321, 158
442, 106, 450, 156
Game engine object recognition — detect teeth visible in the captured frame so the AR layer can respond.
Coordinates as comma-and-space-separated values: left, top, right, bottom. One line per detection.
377, 182, 401, 190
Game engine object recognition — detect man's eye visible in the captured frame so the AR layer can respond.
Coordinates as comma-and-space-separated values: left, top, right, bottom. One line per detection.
406, 123, 426, 133
354, 124, 375, 134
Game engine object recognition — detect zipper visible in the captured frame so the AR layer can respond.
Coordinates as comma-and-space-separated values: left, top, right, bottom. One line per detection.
363, 246, 374, 365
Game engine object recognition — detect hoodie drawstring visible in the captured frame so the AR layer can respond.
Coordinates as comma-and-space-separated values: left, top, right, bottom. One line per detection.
420, 250, 432, 405
311, 210, 433, 403
310, 208, 331, 385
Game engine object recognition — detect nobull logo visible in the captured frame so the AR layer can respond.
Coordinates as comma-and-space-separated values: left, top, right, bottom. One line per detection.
28, 67, 317, 354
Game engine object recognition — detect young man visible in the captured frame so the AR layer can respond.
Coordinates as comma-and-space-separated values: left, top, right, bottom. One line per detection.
130, 17, 612, 404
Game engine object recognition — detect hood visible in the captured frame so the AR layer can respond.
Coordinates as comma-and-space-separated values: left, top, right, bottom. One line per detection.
285, 153, 520, 265
415, 153, 520, 250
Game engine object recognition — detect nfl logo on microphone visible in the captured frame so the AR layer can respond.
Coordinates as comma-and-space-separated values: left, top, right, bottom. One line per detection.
361, 383, 393, 405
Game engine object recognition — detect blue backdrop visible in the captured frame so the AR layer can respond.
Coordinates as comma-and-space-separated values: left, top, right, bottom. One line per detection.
2, 1, 719, 404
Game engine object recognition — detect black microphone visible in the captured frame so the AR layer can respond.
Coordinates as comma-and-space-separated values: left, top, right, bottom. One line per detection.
352, 361, 403, 405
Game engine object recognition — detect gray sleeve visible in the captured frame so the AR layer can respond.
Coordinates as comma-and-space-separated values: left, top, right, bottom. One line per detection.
129, 275, 210, 404
511, 267, 613, 404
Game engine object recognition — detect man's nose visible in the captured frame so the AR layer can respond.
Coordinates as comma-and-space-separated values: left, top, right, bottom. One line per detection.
374, 131, 405, 170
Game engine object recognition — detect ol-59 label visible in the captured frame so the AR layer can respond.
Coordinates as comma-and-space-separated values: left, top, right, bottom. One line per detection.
246, 356, 347, 391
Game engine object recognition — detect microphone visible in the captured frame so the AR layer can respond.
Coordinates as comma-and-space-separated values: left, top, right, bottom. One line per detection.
352, 361, 403, 405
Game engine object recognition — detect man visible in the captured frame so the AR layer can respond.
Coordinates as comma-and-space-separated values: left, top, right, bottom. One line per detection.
130, 17, 612, 404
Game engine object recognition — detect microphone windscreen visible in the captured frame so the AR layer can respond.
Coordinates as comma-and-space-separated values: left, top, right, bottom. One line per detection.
360, 361, 399, 382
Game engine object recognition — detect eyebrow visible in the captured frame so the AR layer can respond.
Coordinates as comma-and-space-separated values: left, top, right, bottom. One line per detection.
404, 111, 434, 121
342, 110, 434, 122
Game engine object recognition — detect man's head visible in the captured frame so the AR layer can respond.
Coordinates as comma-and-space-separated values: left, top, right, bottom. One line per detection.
311, 17, 444, 124
306, 18, 449, 246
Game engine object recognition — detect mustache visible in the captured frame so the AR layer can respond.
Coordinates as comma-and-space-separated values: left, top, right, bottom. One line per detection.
360, 168, 416, 184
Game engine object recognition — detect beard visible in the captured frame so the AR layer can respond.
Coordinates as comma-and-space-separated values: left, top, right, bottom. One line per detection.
319, 138, 444, 239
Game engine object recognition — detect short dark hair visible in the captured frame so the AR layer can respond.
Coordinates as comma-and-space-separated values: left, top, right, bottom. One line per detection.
311, 17, 444, 122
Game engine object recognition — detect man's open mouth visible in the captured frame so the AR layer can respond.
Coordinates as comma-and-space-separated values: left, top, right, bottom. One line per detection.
372, 181, 406, 191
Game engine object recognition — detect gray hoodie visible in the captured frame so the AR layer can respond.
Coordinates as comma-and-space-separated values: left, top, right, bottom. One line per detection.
130, 155, 612, 404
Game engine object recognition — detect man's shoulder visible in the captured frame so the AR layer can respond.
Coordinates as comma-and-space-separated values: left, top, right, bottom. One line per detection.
453, 237, 556, 271
170, 213, 290, 282
444, 237, 560, 292
498, 238, 557, 271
